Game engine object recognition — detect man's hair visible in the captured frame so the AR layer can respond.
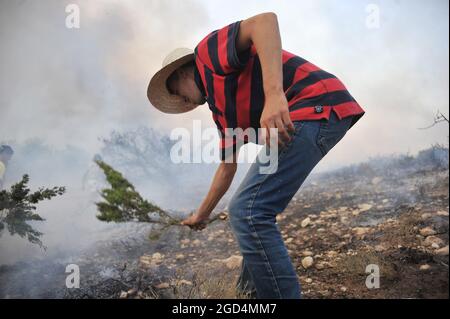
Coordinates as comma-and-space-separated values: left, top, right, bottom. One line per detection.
166, 60, 195, 95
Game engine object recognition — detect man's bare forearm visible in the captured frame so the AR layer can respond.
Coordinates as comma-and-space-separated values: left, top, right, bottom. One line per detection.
197, 162, 237, 218
249, 13, 284, 96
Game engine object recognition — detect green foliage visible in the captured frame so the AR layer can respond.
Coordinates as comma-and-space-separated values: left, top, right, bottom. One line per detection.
94, 160, 178, 225
94, 160, 228, 235
0, 174, 66, 248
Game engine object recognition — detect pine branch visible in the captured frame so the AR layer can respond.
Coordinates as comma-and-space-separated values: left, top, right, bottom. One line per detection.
0, 174, 66, 249
94, 160, 228, 228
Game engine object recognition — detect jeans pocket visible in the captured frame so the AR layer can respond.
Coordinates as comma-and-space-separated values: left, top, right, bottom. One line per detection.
278, 121, 305, 156
316, 115, 353, 156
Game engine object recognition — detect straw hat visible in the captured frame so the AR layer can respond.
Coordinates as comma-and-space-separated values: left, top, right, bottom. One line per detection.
147, 47, 199, 114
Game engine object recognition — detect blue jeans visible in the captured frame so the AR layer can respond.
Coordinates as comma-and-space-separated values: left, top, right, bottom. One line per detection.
228, 110, 355, 299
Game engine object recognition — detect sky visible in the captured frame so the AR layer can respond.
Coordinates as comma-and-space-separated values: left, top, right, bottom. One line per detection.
0, 0, 449, 173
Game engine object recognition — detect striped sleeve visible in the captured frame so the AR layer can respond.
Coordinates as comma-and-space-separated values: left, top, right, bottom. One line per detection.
195, 20, 252, 75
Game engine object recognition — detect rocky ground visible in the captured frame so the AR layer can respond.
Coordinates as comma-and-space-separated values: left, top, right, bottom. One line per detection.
113, 146, 450, 299
0, 146, 448, 299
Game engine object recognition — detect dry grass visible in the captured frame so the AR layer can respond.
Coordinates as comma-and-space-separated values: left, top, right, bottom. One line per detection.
159, 267, 251, 299
336, 250, 399, 282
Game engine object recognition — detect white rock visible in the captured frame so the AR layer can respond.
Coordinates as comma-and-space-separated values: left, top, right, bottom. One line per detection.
301, 217, 311, 228
435, 245, 449, 256
326, 251, 338, 258
375, 244, 387, 252
155, 282, 170, 289
301, 257, 314, 269
171, 279, 193, 286
437, 211, 449, 217
419, 227, 437, 236
315, 262, 327, 270
119, 291, 128, 299
152, 252, 163, 260
419, 264, 431, 271
353, 227, 370, 236
222, 255, 243, 270
358, 203, 373, 212
424, 236, 444, 247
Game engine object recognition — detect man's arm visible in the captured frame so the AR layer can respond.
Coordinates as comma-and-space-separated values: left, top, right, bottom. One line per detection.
196, 153, 238, 220
181, 151, 237, 229
237, 12, 294, 147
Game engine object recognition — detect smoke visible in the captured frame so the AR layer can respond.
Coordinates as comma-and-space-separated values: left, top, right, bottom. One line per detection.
0, 0, 211, 152
0, 0, 448, 273
0, 0, 215, 265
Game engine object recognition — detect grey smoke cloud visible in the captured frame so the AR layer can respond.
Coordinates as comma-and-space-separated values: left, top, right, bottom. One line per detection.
0, 0, 211, 153
1, 0, 448, 174
0, 0, 448, 264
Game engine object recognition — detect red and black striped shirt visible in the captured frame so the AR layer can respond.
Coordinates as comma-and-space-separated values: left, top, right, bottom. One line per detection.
194, 20, 365, 160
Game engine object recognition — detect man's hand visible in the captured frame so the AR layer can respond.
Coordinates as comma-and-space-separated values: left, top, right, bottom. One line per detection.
180, 211, 209, 231
260, 91, 295, 148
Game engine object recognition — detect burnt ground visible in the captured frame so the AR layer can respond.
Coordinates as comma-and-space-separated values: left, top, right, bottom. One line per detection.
133, 146, 449, 299
0, 146, 448, 299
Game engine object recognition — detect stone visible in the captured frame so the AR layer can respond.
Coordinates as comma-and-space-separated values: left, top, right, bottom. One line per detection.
305, 278, 313, 283
353, 227, 370, 236
176, 254, 185, 260
419, 264, 431, 271
436, 211, 449, 217
172, 279, 193, 286
374, 244, 387, 252
435, 245, 449, 256
358, 203, 373, 212
219, 212, 228, 220
139, 254, 163, 268
152, 252, 163, 260
301, 217, 311, 228
127, 288, 137, 296
424, 236, 444, 247
302, 250, 314, 257
315, 262, 327, 270
340, 286, 348, 292
301, 257, 314, 269
326, 250, 338, 258
285, 238, 294, 244
419, 227, 437, 236
222, 255, 243, 270
155, 282, 170, 289
119, 291, 128, 299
